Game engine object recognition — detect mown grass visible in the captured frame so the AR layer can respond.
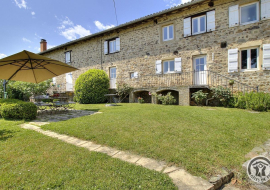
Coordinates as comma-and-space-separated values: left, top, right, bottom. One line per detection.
0, 119, 176, 189
41, 103, 270, 179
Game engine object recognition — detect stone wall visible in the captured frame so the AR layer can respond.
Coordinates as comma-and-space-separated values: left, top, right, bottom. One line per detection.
42, 0, 270, 96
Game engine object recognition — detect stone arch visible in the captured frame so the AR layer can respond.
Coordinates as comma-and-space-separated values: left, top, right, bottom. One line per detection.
133, 90, 152, 103
156, 89, 179, 105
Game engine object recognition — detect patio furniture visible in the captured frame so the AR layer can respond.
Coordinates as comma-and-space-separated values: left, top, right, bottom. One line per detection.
104, 94, 118, 106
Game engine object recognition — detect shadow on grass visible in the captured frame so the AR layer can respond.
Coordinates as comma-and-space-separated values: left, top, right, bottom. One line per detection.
79, 109, 100, 112
0, 129, 15, 141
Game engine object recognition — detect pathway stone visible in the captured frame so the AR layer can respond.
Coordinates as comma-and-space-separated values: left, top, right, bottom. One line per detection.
20, 122, 214, 190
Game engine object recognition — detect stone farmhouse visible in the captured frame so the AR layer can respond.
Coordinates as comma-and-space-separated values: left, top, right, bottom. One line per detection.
39, 0, 270, 105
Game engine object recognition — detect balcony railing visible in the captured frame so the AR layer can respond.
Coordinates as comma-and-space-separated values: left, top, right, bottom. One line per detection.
117, 70, 259, 94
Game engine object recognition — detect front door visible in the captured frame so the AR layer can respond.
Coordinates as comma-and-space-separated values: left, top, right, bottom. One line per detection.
110, 67, 117, 89
194, 56, 207, 85
66, 73, 73, 91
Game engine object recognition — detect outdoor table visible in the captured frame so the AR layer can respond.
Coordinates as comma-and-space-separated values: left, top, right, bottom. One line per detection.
104, 94, 118, 106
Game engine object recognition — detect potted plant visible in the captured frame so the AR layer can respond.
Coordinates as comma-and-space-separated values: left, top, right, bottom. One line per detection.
138, 97, 144, 103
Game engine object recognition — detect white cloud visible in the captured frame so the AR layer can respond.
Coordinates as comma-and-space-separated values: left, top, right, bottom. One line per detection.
164, 0, 191, 7
94, 21, 115, 31
61, 25, 91, 40
14, 0, 27, 9
31, 11, 35, 15
57, 16, 91, 40
22, 37, 31, 43
47, 44, 56, 49
35, 33, 42, 39
0, 53, 7, 59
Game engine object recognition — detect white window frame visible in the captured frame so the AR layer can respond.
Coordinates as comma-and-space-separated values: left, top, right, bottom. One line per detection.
240, 47, 259, 71
163, 60, 175, 74
240, 2, 259, 25
65, 51, 71, 64
192, 15, 206, 35
162, 25, 174, 41
109, 40, 117, 53
130, 72, 135, 79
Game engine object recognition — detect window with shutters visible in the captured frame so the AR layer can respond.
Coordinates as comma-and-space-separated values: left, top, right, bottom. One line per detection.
241, 48, 259, 70
240, 2, 259, 25
65, 51, 71, 64
163, 60, 175, 73
192, 15, 206, 35
163, 25, 174, 41
104, 37, 120, 54
184, 10, 215, 37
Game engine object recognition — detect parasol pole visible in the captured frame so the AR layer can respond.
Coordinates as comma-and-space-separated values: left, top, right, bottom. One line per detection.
3, 80, 7, 99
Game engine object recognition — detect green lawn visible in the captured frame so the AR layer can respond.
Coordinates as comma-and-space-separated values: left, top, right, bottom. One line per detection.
0, 119, 176, 189
41, 103, 270, 180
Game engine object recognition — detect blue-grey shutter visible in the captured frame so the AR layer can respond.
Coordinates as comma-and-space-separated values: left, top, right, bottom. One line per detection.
263, 44, 270, 69
261, 0, 270, 20
104, 41, 108, 54
174, 58, 182, 72
228, 49, 238, 72
229, 5, 239, 27
184, 17, 191, 37
207, 10, 215, 32
156, 60, 162, 74
116, 38, 120, 52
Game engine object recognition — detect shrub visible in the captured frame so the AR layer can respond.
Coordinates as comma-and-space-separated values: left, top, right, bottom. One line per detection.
157, 92, 176, 105
191, 90, 208, 106
116, 82, 133, 103
138, 97, 144, 103
74, 69, 109, 104
211, 86, 233, 107
234, 92, 270, 111
0, 99, 37, 120
7, 80, 52, 101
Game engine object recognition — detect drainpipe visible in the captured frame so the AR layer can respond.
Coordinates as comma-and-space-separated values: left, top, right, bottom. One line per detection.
101, 39, 103, 70
206, 97, 214, 106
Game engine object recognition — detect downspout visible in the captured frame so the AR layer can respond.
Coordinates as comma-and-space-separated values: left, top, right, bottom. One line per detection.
206, 97, 214, 106
101, 39, 103, 70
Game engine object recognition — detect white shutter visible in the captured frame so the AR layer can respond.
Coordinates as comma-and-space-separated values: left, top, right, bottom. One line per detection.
104, 41, 108, 54
228, 49, 239, 72
66, 73, 73, 91
263, 44, 270, 69
261, 0, 270, 20
134, 72, 138, 78
184, 17, 191, 37
174, 58, 182, 72
156, 60, 162, 74
116, 37, 120, 52
229, 5, 239, 27
207, 10, 215, 32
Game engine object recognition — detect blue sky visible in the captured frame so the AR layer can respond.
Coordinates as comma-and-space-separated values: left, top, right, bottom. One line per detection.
0, 0, 190, 58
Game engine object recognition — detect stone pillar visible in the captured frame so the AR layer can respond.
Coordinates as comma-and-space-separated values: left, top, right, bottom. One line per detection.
178, 87, 190, 106
129, 91, 134, 103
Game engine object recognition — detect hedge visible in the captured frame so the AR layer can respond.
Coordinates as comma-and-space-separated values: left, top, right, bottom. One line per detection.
0, 99, 37, 120
74, 69, 109, 104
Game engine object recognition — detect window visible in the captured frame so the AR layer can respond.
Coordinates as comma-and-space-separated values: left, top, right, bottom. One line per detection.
241, 48, 258, 70
109, 40, 117, 53
163, 25, 174, 41
130, 72, 135, 79
65, 51, 71, 63
163, 60, 175, 73
192, 15, 206, 35
104, 38, 120, 54
240, 2, 259, 25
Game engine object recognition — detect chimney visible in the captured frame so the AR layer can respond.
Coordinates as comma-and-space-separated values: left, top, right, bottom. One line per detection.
40, 39, 47, 52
